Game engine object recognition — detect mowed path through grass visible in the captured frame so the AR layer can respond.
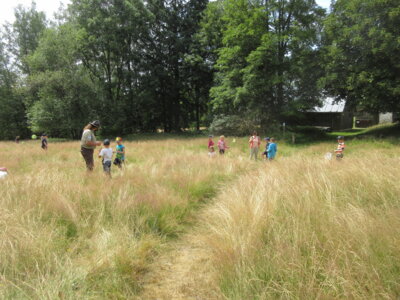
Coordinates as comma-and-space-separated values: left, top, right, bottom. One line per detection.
1, 137, 400, 299
137, 138, 400, 299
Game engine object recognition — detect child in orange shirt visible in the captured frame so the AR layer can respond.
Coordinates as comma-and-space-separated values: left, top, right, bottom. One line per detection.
334, 136, 345, 159
249, 131, 261, 160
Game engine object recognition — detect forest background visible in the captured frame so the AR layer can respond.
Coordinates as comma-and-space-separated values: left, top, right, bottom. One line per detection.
0, 0, 399, 139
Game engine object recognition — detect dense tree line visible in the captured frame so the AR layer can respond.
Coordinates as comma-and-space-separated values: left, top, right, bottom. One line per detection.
0, 0, 398, 139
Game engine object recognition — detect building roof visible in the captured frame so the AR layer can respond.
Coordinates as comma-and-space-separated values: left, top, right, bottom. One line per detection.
311, 97, 346, 113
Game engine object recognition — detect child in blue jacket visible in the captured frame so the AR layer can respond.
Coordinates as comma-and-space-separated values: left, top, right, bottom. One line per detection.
267, 138, 277, 160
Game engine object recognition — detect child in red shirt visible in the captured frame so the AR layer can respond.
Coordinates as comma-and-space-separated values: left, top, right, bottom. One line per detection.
208, 135, 214, 150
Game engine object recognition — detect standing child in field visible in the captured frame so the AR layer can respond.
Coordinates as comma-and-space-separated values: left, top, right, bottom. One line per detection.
41, 133, 48, 151
208, 135, 214, 151
217, 135, 229, 155
99, 139, 113, 177
267, 138, 277, 161
262, 137, 270, 160
334, 136, 345, 159
114, 137, 125, 168
208, 146, 216, 158
249, 131, 261, 160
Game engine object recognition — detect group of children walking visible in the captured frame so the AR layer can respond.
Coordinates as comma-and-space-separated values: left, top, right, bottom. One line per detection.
208, 133, 345, 161
3, 127, 346, 181
91, 132, 345, 177
208, 132, 278, 161
208, 135, 229, 157
4, 119, 347, 182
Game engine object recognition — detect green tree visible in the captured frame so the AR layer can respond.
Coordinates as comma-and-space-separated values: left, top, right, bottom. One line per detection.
0, 1, 47, 140
181, 0, 213, 130
323, 0, 400, 113
144, 0, 209, 131
69, 0, 209, 133
186, 0, 226, 129
5, 1, 47, 75
69, 0, 148, 133
208, 0, 325, 127
0, 34, 29, 139
26, 25, 97, 138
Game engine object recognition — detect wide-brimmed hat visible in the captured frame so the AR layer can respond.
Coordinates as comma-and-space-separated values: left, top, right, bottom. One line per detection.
90, 120, 101, 128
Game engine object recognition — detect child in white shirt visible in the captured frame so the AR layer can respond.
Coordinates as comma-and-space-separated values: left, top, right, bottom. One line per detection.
98, 139, 113, 176
0, 167, 8, 179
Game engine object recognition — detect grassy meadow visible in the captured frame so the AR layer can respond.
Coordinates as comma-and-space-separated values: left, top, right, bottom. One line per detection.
198, 139, 400, 299
0, 137, 252, 299
0, 135, 400, 299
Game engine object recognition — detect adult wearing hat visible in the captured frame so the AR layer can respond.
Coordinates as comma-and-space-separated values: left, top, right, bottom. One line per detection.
81, 120, 101, 171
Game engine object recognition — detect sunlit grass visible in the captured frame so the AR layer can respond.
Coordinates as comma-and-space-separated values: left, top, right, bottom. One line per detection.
1, 137, 399, 298
198, 141, 400, 299
0, 137, 250, 298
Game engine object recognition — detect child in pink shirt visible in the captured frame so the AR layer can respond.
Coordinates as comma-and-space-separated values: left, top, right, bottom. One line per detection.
217, 135, 229, 155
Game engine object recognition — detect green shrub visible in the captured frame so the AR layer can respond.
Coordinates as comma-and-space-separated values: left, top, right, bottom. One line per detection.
209, 115, 258, 136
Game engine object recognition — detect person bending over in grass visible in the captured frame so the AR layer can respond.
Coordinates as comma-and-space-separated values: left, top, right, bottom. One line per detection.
41, 133, 48, 151
217, 135, 229, 155
334, 136, 345, 160
113, 137, 125, 168
99, 139, 113, 177
249, 131, 261, 160
262, 137, 270, 160
80, 120, 101, 171
267, 138, 277, 161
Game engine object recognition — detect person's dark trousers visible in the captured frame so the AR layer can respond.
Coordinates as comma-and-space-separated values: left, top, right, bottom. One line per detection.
81, 147, 94, 171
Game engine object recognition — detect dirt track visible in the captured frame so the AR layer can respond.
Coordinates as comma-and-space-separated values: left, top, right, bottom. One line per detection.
137, 232, 223, 300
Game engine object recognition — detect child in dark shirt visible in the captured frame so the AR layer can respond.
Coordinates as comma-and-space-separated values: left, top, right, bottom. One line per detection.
262, 137, 270, 160
41, 133, 48, 151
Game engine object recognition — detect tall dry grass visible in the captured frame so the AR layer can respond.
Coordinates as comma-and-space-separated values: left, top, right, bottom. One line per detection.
2, 137, 399, 298
0, 137, 250, 298
199, 142, 400, 299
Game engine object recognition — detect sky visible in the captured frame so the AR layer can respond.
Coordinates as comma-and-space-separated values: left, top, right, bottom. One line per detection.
316, 0, 332, 10
0, 0, 70, 25
0, 0, 332, 26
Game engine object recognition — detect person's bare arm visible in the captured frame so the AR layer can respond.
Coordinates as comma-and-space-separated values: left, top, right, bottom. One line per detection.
85, 140, 101, 147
